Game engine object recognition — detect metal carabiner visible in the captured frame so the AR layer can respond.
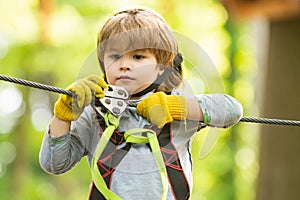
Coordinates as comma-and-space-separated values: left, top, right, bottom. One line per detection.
93, 85, 129, 118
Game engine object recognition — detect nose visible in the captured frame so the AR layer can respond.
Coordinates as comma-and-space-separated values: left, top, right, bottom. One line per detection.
119, 65, 131, 71
119, 57, 132, 71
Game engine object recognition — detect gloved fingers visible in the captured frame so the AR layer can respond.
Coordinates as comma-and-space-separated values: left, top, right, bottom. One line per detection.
136, 101, 148, 119
83, 81, 94, 106
136, 92, 175, 128
87, 75, 108, 88
71, 82, 90, 108
54, 76, 108, 121
87, 76, 108, 98
59, 93, 71, 106
61, 76, 108, 110
81, 79, 104, 99
148, 104, 170, 128
80, 81, 94, 107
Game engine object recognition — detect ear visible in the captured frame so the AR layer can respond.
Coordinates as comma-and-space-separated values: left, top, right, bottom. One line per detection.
158, 68, 165, 76
157, 61, 172, 76
158, 65, 169, 76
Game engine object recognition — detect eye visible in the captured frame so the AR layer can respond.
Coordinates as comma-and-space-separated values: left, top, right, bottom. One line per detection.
133, 54, 144, 60
110, 54, 121, 60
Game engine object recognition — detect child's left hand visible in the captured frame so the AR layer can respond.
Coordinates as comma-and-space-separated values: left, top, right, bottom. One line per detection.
136, 92, 188, 128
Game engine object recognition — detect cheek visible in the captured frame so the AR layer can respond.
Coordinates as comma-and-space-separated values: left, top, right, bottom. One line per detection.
104, 68, 115, 84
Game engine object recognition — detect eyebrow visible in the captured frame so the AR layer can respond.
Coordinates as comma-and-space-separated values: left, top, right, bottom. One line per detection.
105, 47, 119, 52
105, 48, 149, 54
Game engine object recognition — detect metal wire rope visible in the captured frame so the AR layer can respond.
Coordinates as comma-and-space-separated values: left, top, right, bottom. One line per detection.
240, 117, 299, 126
0, 74, 73, 96
0, 74, 299, 127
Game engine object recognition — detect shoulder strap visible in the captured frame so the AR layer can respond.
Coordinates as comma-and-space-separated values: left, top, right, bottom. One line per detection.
157, 124, 190, 200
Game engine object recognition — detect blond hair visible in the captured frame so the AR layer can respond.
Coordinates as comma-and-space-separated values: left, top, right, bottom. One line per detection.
97, 6, 183, 93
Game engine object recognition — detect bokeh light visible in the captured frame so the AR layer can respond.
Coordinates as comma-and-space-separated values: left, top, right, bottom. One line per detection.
0, 84, 23, 114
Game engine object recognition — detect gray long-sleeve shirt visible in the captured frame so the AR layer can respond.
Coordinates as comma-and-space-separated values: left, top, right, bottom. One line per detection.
39, 93, 243, 200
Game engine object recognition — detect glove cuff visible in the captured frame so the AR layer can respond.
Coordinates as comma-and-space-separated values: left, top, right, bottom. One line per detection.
167, 96, 188, 121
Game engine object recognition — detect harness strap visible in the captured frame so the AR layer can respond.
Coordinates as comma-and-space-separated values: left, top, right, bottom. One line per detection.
90, 113, 168, 200
89, 143, 131, 199
91, 113, 122, 200
124, 128, 168, 200
90, 122, 190, 200
157, 125, 190, 200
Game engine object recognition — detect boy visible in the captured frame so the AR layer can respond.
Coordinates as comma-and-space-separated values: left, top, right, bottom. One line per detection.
39, 6, 243, 200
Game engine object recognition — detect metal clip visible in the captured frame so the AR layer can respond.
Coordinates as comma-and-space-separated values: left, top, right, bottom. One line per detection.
93, 85, 129, 118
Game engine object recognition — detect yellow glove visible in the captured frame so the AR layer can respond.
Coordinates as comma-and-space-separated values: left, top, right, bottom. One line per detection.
136, 92, 188, 128
54, 75, 108, 121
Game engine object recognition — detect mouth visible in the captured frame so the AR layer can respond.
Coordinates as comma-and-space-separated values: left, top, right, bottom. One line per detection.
117, 75, 134, 80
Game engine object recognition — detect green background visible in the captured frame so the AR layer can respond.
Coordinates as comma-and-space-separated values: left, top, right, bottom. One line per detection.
0, 0, 259, 199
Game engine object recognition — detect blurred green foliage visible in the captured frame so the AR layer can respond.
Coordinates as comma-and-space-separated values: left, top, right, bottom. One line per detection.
0, 0, 259, 199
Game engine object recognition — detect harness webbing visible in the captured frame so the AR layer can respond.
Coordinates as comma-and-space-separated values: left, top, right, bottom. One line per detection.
90, 113, 168, 200
156, 125, 190, 200
91, 114, 122, 200
125, 128, 168, 200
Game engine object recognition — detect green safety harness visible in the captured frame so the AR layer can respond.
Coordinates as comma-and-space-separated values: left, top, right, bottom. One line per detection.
91, 113, 169, 200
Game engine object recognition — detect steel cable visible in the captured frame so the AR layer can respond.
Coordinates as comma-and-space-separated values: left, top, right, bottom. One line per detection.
0, 74, 73, 96
0, 74, 299, 127
240, 117, 300, 126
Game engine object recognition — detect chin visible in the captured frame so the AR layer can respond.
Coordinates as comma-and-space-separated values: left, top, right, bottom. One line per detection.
125, 86, 145, 96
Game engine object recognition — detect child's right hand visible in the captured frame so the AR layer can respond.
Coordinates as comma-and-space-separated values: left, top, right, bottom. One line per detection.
53, 75, 108, 121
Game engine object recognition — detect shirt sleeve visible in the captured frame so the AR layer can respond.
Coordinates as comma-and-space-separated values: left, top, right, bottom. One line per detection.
39, 128, 86, 175
39, 106, 98, 175
194, 94, 243, 128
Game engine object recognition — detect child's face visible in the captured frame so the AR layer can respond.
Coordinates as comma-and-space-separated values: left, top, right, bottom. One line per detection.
104, 48, 164, 96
